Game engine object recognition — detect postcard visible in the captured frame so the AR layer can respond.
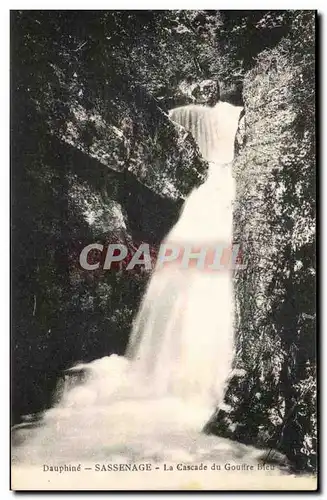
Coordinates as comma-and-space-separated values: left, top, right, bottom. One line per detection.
11, 9, 317, 491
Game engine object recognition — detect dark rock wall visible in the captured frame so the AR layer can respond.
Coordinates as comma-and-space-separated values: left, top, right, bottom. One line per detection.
210, 13, 316, 471
11, 13, 208, 422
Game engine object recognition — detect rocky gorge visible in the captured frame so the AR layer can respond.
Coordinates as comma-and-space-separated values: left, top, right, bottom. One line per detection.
11, 10, 316, 479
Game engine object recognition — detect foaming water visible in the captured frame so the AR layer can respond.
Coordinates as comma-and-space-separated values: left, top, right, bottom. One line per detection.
126, 102, 242, 408
12, 101, 243, 469
169, 102, 243, 164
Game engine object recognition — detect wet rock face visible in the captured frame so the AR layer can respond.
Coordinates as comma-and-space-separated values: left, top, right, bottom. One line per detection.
174, 79, 220, 107
220, 81, 244, 106
13, 57, 209, 423
216, 32, 316, 471
46, 79, 208, 202
171, 79, 244, 108
191, 80, 220, 106
123, 94, 208, 201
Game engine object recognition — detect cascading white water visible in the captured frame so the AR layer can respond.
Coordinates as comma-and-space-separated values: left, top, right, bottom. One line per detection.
126, 102, 243, 411
12, 101, 244, 471
11, 101, 316, 491
169, 102, 242, 164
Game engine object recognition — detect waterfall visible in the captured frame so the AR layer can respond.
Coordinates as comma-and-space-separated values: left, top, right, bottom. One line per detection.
169, 102, 242, 164
12, 101, 244, 470
127, 102, 243, 410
